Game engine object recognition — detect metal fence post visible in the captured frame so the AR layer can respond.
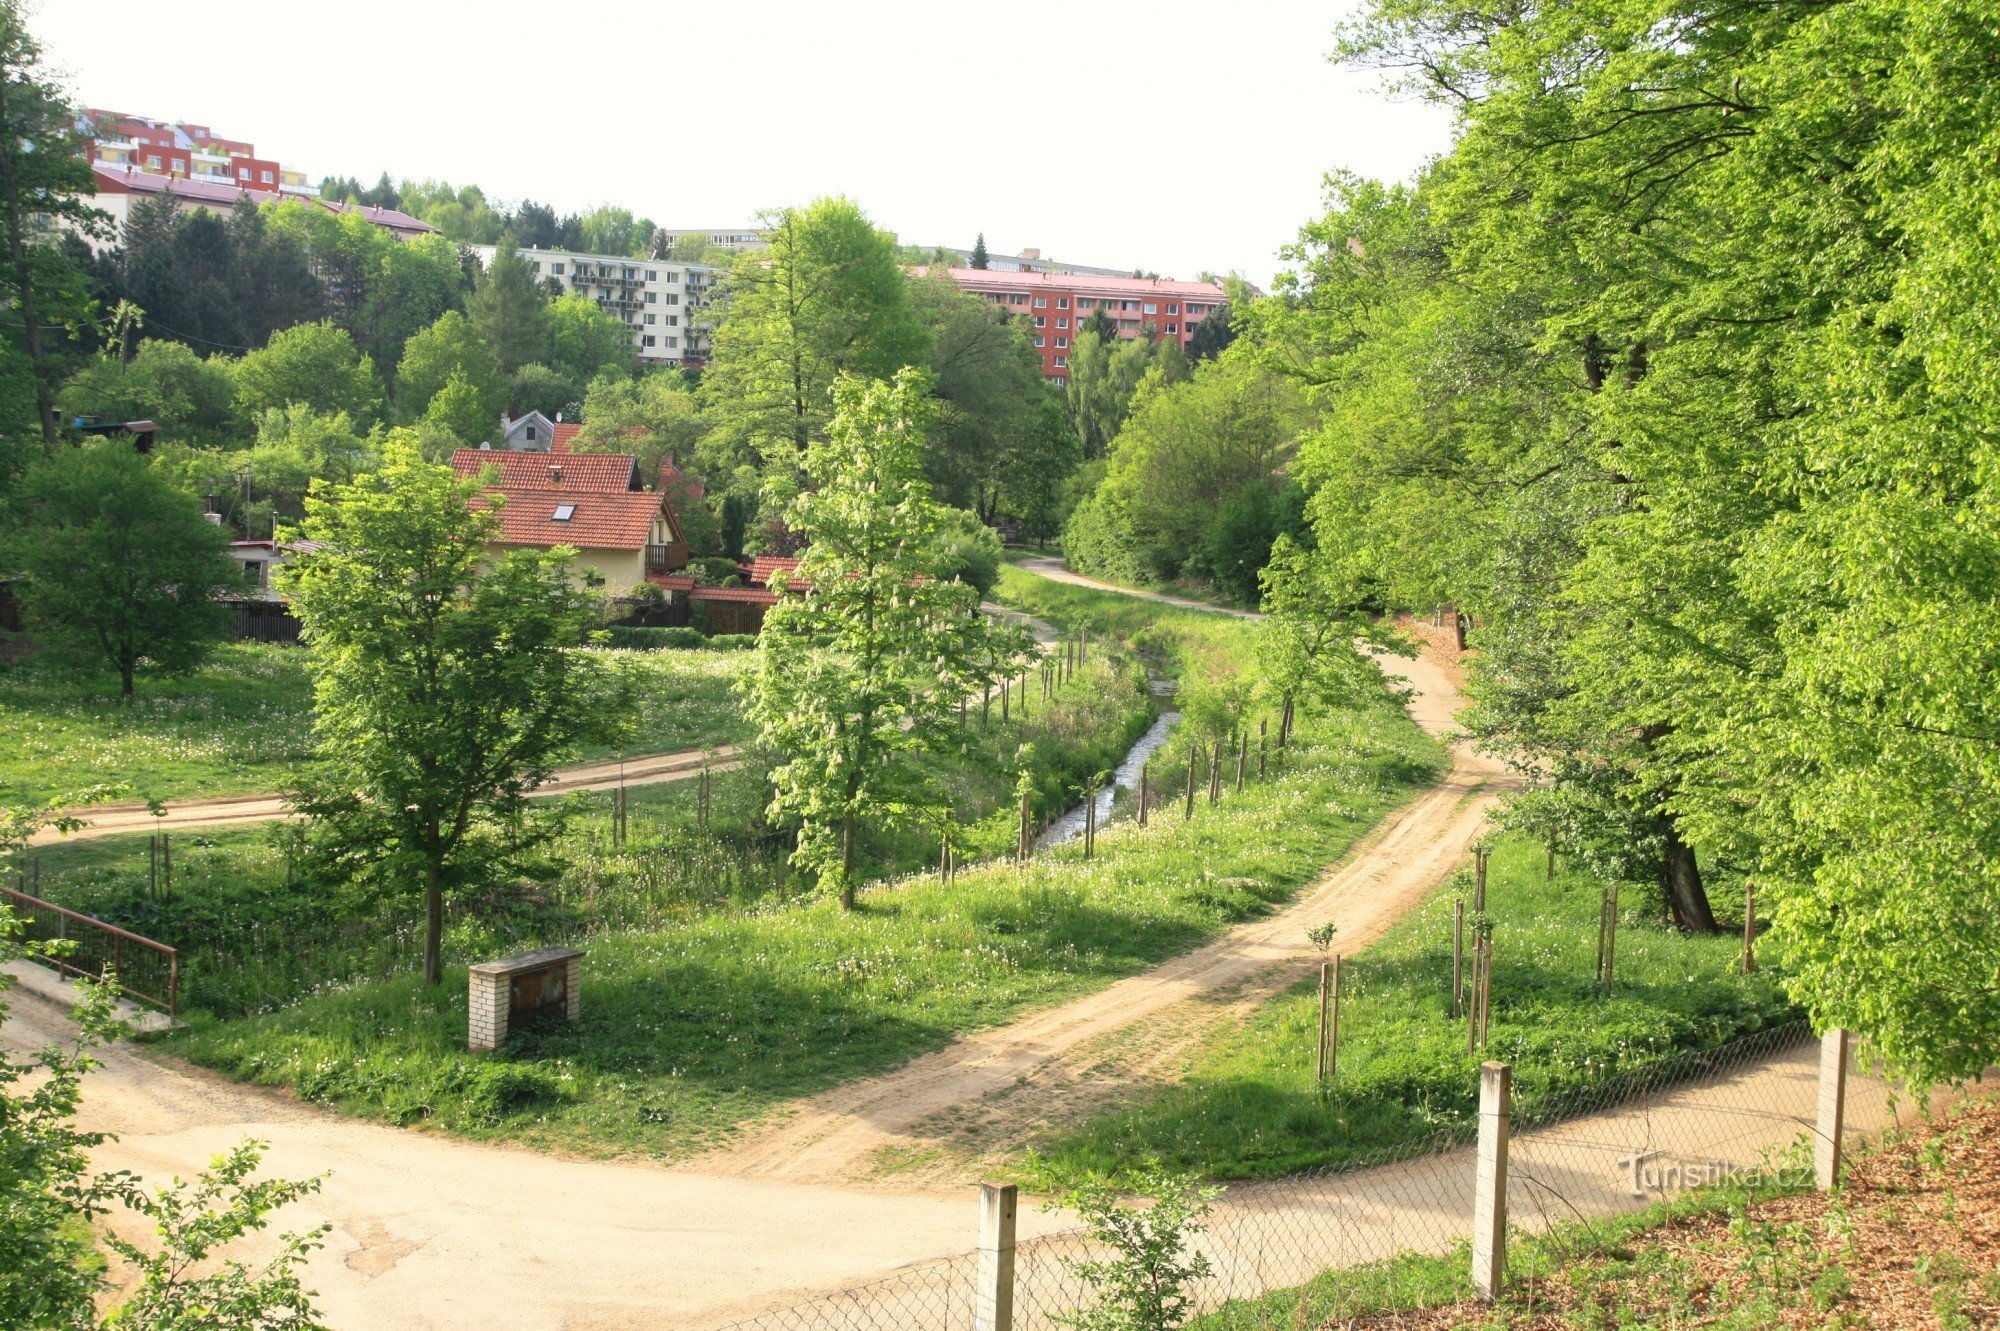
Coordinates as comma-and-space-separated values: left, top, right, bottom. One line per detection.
1816, 1028, 1850, 1189
976, 1181, 1017, 1331
1472, 1060, 1511, 1301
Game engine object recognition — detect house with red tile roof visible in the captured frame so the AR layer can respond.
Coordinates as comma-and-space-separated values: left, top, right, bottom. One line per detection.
454, 448, 689, 594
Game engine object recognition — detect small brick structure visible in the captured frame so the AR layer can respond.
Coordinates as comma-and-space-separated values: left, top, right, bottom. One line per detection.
467, 946, 583, 1052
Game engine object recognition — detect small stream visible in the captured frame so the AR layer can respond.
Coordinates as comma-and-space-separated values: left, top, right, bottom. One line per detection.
1037, 679, 1183, 849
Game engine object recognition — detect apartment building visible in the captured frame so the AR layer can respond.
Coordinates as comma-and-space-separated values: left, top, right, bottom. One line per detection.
926, 245, 1133, 277
934, 268, 1229, 383
81, 110, 318, 197
468, 244, 719, 368
653, 227, 767, 252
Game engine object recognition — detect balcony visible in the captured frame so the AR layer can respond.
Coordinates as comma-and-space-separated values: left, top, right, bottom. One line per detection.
645, 542, 689, 575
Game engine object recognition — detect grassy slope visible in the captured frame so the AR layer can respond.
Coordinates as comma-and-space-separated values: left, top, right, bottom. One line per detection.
161, 583, 1445, 1158
0, 645, 752, 806
1023, 835, 1799, 1185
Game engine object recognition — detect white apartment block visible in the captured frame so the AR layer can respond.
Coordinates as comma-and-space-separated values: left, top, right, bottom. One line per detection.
469, 244, 719, 367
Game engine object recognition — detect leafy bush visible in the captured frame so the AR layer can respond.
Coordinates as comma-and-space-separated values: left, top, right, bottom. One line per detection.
707, 634, 758, 651
602, 626, 708, 650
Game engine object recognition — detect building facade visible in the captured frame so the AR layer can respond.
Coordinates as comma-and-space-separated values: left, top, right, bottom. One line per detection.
932, 268, 1229, 384
81, 110, 318, 197
468, 245, 718, 369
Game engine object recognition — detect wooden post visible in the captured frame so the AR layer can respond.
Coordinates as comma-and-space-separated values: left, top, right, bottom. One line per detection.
1258, 719, 1268, 781
1472, 1061, 1512, 1301
1452, 900, 1465, 1019
1603, 884, 1618, 992
983, 686, 992, 729
149, 834, 158, 897
1208, 742, 1222, 805
1816, 1029, 1849, 1189
1742, 884, 1756, 974
1328, 953, 1342, 1079
1473, 846, 1488, 913
162, 833, 171, 901
1316, 960, 1332, 1081
975, 1182, 1018, 1331
941, 813, 952, 886
1138, 763, 1149, 828
1017, 792, 1031, 864
1001, 677, 1010, 723
1235, 731, 1247, 793
1019, 673, 1029, 721
1084, 781, 1097, 859
1546, 840, 1556, 882
1479, 934, 1494, 1047
1185, 747, 1198, 820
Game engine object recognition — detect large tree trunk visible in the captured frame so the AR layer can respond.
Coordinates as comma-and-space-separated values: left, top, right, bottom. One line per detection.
1661, 820, 1719, 934
839, 814, 857, 911
423, 861, 444, 984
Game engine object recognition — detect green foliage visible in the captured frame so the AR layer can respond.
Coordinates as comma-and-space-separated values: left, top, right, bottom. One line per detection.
744, 370, 1027, 904
544, 294, 632, 385
1054, 1171, 1219, 1331
282, 434, 623, 982
702, 197, 929, 466
931, 505, 1004, 596
1281, 0, 2000, 1078
503, 362, 581, 421
603, 626, 711, 650
4, 444, 238, 696
56, 341, 242, 446
465, 236, 548, 374
232, 322, 383, 427
394, 310, 503, 429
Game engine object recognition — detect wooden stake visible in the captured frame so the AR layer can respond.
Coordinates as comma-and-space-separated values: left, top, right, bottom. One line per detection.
1001, 678, 1010, 723
1317, 959, 1332, 1081
1138, 762, 1149, 828
1258, 720, 1268, 781
1328, 954, 1343, 1080
1208, 742, 1222, 804
1452, 900, 1465, 1019
1084, 781, 1097, 859
941, 812, 952, 886
1545, 841, 1556, 882
1743, 884, 1756, 974
1474, 846, 1488, 913
1018, 791, 1031, 864
1185, 747, 1198, 820
1603, 885, 1618, 992
1235, 731, 1247, 793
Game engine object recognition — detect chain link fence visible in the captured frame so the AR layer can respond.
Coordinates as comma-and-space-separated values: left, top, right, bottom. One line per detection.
715, 1020, 1918, 1331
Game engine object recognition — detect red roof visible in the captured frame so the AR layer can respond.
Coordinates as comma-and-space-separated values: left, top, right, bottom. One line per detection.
552, 422, 583, 450
690, 585, 779, 605
921, 266, 1226, 300
91, 166, 438, 235
451, 449, 640, 493
745, 555, 804, 587
647, 573, 697, 592
659, 457, 706, 502
474, 483, 678, 551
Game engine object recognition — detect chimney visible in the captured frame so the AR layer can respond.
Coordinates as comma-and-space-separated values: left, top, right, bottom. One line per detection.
548, 464, 564, 485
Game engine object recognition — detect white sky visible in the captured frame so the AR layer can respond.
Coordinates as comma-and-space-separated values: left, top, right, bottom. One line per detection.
33, 0, 1455, 287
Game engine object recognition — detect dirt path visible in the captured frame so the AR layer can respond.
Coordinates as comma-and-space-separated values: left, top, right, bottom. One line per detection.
30, 745, 742, 846
697, 561, 1520, 1185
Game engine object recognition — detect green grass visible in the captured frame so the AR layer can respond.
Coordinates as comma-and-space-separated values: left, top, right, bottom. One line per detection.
1019, 835, 1800, 1186
0, 645, 753, 806
160, 686, 1444, 1157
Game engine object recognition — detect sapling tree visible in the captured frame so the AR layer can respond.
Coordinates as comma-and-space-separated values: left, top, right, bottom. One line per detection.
281, 434, 623, 983
1053, 1168, 1219, 1331
744, 369, 1031, 907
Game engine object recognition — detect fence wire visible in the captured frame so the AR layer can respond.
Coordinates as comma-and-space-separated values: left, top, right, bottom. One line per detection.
716, 1020, 1919, 1331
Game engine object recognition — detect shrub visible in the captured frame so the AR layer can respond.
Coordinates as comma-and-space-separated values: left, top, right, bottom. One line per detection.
707, 634, 758, 651
603, 626, 708, 650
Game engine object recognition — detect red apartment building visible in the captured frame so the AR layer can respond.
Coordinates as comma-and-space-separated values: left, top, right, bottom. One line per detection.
82, 110, 310, 196
934, 268, 1229, 384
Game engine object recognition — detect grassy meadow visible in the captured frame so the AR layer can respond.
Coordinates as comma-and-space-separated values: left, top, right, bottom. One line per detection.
0, 644, 755, 806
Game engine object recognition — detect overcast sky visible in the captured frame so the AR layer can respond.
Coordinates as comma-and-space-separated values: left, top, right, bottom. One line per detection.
34, 0, 1455, 286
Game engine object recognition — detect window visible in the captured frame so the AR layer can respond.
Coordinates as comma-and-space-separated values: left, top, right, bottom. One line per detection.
260, 170, 274, 183
645, 269, 657, 280
238, 167, 251, 179
525, 425, 539, 442
1034, 316, 1046, 328
643, 335, 657, 347
1054, 356, 1068, 369
146, 154, 161, 169
1033, 335, 1045, 348
644, 313, 656, 325
1051, 375, 1067, 387
552, 504, 576, 521
552, 262, 565, 275
663, 315, 679, 327
664, 336, 679, 348
1167, 303, 1179, 315
1033, 296, 1048, 308
1056, 317, 1069, 329
1056, 336, 1069, 349
1057, 298, 1070, 309
644, 292, 657, 303
529, 261, 541, 273
662, 293, 679, 305
1143, 302, 1158, 315
1167, 324, 1179, 335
